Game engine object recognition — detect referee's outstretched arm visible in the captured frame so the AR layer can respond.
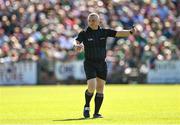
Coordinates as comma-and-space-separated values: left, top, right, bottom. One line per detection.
115, 26, 136, 37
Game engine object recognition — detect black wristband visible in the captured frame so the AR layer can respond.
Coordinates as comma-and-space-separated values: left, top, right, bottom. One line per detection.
130, 30, 133, 34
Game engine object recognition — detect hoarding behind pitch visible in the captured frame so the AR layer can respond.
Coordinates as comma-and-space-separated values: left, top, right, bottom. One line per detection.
0, 61, 37, 85
148, 60, 180, 83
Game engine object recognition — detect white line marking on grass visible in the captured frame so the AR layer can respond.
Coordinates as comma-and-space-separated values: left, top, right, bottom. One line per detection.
0, 123, 180, 125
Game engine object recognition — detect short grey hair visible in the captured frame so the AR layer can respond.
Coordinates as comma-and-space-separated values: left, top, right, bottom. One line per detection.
87, 13, 100, 20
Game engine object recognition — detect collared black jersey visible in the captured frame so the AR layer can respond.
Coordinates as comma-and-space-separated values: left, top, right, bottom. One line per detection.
76, 27, 117, 61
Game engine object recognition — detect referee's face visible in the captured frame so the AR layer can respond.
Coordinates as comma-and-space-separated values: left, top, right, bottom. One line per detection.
88, 15, 100, 30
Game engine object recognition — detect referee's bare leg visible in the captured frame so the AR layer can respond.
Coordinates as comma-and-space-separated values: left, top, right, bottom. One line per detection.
83, 78, 96, 118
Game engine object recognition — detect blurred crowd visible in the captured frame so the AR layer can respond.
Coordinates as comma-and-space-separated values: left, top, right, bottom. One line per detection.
0, 0, 180, 82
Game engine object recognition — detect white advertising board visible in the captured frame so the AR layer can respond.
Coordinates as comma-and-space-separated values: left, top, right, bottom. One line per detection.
147, 60, 180, 83
0, 61, 37, 85
55, 61, 86, 80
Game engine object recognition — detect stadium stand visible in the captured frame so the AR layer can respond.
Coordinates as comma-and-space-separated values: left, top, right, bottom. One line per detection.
0, 0, 180, 83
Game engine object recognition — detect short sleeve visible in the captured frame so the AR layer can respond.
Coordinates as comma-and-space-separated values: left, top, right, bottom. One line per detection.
104, 29, 117, 37
75, 31, 85, 43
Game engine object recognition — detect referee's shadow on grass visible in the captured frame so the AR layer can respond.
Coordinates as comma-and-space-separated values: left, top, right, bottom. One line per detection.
53, 117, 94, 121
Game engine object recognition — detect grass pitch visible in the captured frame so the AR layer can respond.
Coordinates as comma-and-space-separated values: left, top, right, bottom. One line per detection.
0, 84, 180, 125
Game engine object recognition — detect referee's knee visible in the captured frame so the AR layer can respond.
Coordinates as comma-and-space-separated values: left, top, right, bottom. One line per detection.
87, 84, 96, 93
87, 79, 96, 93
88, 88, 95, 93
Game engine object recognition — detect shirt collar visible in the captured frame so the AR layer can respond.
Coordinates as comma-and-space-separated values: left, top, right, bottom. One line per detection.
87, 26, 100, 31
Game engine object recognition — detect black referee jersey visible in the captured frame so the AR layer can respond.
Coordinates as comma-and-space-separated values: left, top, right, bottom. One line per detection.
76, 26, 117, 62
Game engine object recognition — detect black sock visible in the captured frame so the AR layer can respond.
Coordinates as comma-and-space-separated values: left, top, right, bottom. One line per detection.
94, 93, 104, 114
84, 89, 93, 107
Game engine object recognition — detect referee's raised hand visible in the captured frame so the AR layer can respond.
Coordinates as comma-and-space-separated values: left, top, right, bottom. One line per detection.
129, 25, 136, 35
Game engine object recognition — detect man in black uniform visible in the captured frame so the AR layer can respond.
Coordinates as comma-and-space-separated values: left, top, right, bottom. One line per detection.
75, 13, 136, 118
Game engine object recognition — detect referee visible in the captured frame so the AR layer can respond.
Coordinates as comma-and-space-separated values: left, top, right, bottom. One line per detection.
74, 13, 136, 118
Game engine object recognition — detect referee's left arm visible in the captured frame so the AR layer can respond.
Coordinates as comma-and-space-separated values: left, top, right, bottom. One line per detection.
115, 26, 136, 37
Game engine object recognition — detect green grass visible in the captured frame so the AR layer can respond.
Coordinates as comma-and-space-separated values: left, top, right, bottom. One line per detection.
0, 85, 180, 125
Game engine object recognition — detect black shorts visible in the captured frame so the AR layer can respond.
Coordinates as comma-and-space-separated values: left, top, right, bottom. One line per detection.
84, 60, 107, 81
